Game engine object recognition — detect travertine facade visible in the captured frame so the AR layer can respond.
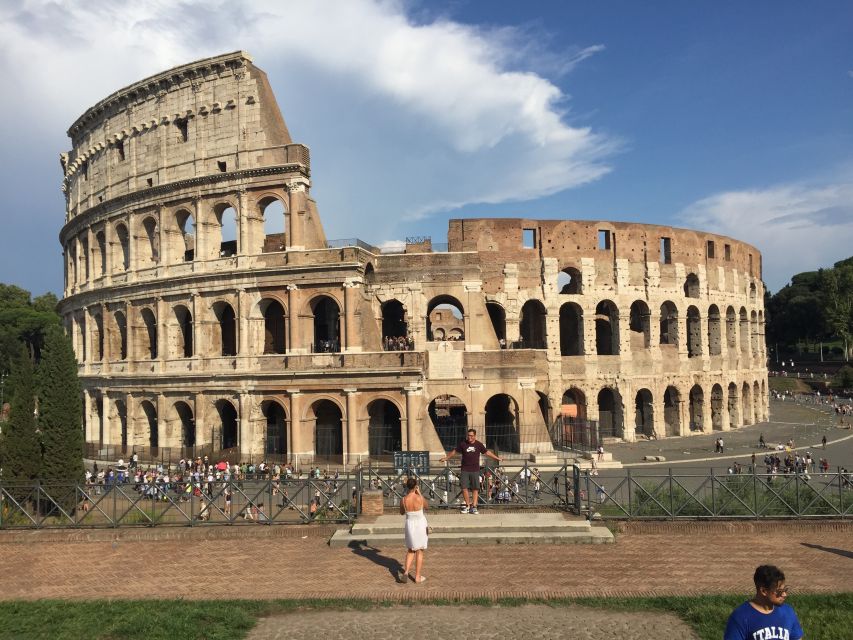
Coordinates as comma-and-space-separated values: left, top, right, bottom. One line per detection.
59, 52, 768, 463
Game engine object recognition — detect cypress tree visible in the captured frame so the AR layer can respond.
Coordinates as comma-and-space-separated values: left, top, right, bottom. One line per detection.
2, 353, 41, 490
38, 326, 83, 487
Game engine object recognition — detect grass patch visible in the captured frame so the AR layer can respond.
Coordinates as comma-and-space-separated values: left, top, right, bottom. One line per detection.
768, 376, 812, 393
0, 594, 850, 640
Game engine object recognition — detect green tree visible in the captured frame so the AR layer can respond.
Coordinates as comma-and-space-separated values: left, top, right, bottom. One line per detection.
2, 354, 42, 485
822, 264, 853, 359
38, 326, 83, 488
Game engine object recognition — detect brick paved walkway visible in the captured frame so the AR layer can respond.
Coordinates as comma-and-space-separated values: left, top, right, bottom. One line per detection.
2, 522, 850, 601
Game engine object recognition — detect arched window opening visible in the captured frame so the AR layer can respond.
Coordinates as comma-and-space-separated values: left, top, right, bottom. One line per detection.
519, 299, 547, 349
115, 224, 130, 271
728, 383, 740, 429
660, 301, 679, 346
595, 300, 620, 355
559, 302, 583, 356
141, 400, 158, 449
141, 217, 159, 266
215, 400, 239, 450
213, 302, 237, 356
597, 388, 623, 438
176, 210, 195, 261
364, 263, 376, 286
552, 389, 590, 450
173, 305, 193, 358
726, 306, 737, 350
76, 315, 87, 362
486, 302, 507, 346
381, 300, 408, 350
428, 395, 468, 451
750, 310, 759, 358
742, 382, 753, 425
113, 311, 127, 360
368, 399, 402, 457
93, 313, 104, 361
68, 244, 78, 287
686, 306, 702, 358
663, 386, 681, 436
684, 273, 700, 298
312, 400, 343, 463
635, 389, 654, 437
261, 299, 286, 354
140, 308, 157, 359
739, 308, 749, 356
95, 231, 107, 277
260, 197, 287, 252
214, 203, 238, 257
173, 401, 195, 448
753, 381, 762, 423
79, 236, 90, 281
427, 296, 465, 342
707, 305, 722, 356
311, 296, 341, 352
262, 400, 287, 456
689, 385, 704, 431
749, 282, 757, 301
711, 384, 724, 431
629, 300, 651, 350
114, 400, 128, 451
484, 394, 520, 454
557, 267, 582, 294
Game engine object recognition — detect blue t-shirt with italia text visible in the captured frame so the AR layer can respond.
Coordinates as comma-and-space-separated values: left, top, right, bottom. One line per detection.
724, 602, 803, 640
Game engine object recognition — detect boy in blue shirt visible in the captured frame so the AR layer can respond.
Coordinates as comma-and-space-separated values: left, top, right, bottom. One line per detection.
724, 565, 803, 640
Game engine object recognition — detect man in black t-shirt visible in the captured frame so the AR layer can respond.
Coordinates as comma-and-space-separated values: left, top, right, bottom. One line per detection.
440, 428, 502, 514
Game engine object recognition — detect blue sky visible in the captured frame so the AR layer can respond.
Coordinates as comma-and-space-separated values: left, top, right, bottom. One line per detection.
1, 0, 851, 296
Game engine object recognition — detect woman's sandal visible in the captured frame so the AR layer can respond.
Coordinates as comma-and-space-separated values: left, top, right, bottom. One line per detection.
411, 575, 426, 584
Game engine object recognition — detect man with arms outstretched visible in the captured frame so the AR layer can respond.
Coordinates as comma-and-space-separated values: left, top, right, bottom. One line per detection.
440, 428, 502, 514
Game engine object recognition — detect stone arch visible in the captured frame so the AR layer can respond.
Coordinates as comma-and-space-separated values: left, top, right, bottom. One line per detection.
78, 235, 89, 281
726, 306, 737, 350
484, 393, 520, 453
110, 310, 127, 361
261, 399, 288, 456
258, 195, 287, 251
113, 399, 128, 450
428, 394, 468, 451
308, 399, 344, 462
114, 222, 130, 271
635, 388, 654, 437
558, 266, 582, 294
561, 388, 587, 421
92, 312, 104, 361
711, 384, 724, 431
554, 388, 589, 449
684, 273, 700, 298
213, 201, 238, 258
686, 305, 702, 357
660, 301, 679, 346
629, 300, 651, 350
728, 382, 740, 428
749, 281, 757, 301
212, 301, 237, 356
310, 295, 341, 352
595, 300, 620, 355
597, 387, 624, 438
519, 299, 547, 349
140, 307, 157, 359
486, 301, 507, 344
707, 305, 722, 356
94, 230, 107, 277
663, 386, 681, 436
750, 310, 759, 358
139, 216, 159, 266
739, 307, 749, 357
381, 299, 408, 345
175, 209, 195, 262
364, 262, 376, 286
559, 302, 584, 356
140, 400, 158, 449
427, 295, 465, 342
689, 384, 704, 431
170, 401, 195, 447
171, 305, 193, 358
215, 399, 239, 450
260, 298, 286, 354
367, 398, 403, 457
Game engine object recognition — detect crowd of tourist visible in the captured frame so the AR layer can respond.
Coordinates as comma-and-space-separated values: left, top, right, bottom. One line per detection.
383, 335, 414, 351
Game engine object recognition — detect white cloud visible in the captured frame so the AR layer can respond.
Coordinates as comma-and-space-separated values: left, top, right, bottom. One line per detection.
680, 180, 853, 292
0, 0, 613, 266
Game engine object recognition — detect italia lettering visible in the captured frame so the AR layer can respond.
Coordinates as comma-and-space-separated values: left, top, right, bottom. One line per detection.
752, 628, 789, 640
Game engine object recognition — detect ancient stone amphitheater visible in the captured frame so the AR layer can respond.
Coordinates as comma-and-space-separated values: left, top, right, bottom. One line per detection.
58, 52, 768, 464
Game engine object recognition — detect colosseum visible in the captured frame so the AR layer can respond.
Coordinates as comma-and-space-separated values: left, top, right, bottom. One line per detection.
58, 51, 769, 465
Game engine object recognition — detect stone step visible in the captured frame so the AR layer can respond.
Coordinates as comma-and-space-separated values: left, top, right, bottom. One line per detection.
350, 513, 591, 536
329, 528, 615, 547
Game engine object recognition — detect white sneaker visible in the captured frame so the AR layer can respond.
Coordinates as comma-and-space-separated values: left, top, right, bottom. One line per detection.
470, 507, 479, 514
460, 505, 469, 514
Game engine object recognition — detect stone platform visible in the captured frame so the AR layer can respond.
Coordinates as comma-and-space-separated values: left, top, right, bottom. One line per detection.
329, 512, 614, 547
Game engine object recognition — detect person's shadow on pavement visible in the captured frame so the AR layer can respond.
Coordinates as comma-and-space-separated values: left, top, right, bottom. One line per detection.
801, 542, 853, 559
348, 541, 405, 580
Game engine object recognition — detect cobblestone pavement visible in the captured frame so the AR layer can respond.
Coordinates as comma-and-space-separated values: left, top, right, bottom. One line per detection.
2, 525, 850, 601
246, 605, 699, 640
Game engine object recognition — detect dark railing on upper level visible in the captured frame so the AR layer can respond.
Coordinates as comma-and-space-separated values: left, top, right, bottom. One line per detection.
324, 238, 381, 253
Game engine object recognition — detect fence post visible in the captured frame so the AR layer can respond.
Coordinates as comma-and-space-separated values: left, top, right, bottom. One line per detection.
839, 467, 845, 521
444, 465, 450, 510
112, 480, 117, 528
710, 467, 716, 516
753, 472, 759, 519
627, 468, 632, 517
669, 468, 674, 521
795, 471, 801, 518
35, 479, 41, 527
523, 461, 529, 503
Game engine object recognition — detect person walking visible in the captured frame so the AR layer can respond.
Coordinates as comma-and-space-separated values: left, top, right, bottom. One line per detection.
822, 434, 827, 449
398, 477, 429, 584
724, 565, 802, 640
439, 428, 502, 514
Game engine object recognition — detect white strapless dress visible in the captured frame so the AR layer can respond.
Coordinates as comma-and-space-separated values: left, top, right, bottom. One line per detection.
404, 508, 429, 550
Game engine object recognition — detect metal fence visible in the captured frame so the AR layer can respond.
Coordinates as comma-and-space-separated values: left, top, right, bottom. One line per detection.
580, 468, 853, 519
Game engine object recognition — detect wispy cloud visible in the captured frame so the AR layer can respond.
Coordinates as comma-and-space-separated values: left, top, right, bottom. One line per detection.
680, 179, 853, 292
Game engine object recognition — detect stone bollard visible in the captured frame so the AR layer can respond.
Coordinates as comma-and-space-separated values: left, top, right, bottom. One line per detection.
360, 489, 384, 516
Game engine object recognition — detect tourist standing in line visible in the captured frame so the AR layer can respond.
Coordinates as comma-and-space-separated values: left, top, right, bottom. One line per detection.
724, 565, 803, 640
439, 428, 502, 514
398, 477, 428, 584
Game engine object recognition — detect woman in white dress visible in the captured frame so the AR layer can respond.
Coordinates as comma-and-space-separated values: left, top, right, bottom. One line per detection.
399, 477, 428, 583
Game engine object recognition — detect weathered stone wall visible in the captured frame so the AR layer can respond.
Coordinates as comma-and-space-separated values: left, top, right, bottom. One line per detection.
59, 53, 768, 465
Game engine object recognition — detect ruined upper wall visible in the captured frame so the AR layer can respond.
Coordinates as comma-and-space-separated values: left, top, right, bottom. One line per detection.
62, 51, 308, 221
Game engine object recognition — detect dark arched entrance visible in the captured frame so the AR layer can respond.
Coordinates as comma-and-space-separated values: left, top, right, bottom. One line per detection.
313, 400, 343, 462
368, 399, 402, 457
263, 400, 287, 456
428, 395, 468, 451
484, 394, 520, 454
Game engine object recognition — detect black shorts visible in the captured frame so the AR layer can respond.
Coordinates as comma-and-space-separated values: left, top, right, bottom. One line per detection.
460, 470, 480, 490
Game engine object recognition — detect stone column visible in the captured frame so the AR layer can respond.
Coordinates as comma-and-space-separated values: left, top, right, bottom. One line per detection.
288, 391, 307, 466
238, 392, 251, 451
103, 222, 114, 283
719, 399, 731, 433
84, 389, 94, 444
157, 205, 169, 266
190, 292, 200, 359
286, 285, 301, 354
343, 389, 357, 464
192, 197, 206, 261
126, 392, 136, 449
193, 392, 205, 446
125, 302, 134, 363
101, 392, 112, 446
286, 181, 307, 250
236, 188, 249, 256
157, 393, 168, 447
156, 297, 166, 369
237, 288, 248, 357
343, 281, 361, 352
405, 388, 418, 451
